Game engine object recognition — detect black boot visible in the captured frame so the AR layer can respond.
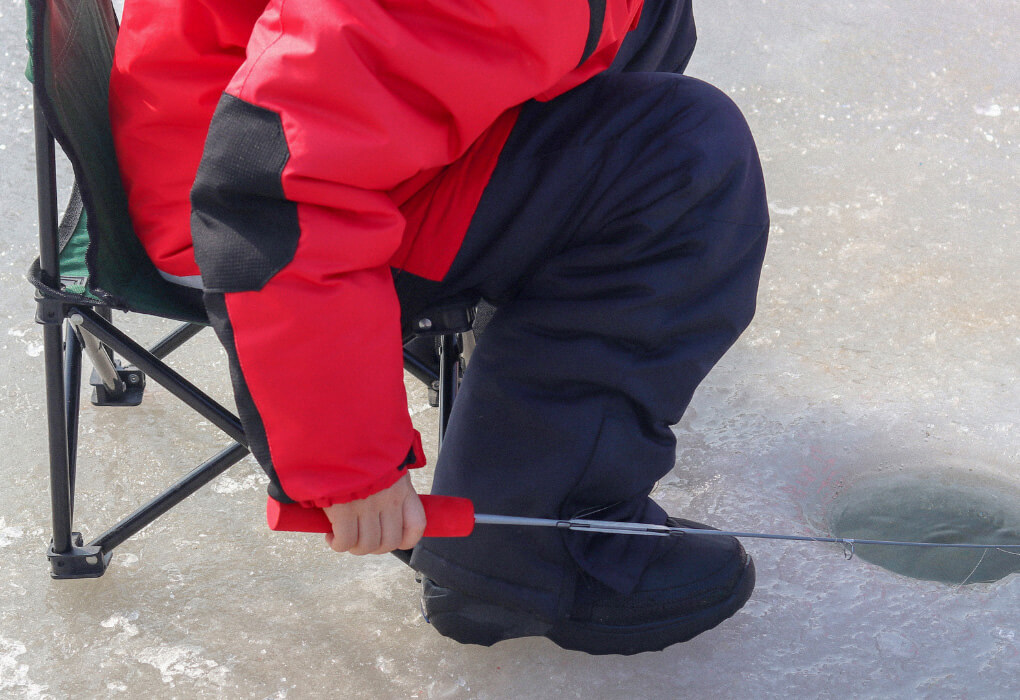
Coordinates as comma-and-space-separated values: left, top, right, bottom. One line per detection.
419, 518, 754, 655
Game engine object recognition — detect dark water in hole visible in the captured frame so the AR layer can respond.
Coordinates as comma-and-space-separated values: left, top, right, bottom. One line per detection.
829, 473, 1020, 584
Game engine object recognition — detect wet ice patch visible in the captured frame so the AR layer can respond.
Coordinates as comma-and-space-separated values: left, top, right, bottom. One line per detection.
0, 637, 49, 698
137, 645, 228, 687
0, 519, 24, 548
101, 612, 140, 637
115, 553, 139, 567
768, 202, 801, 216
973, 103, 1002, 117
425, 677, 469, 698
6, 328, 43, 358
211, 472, 267, 495
376, 655, 394, 675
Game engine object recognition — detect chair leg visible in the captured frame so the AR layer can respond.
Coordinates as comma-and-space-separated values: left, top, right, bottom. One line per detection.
391, 331, 461, 567
64, 323, 83, 522
43, 319, 73, 556
437, 332, 460, 449
43, 313, 113, 578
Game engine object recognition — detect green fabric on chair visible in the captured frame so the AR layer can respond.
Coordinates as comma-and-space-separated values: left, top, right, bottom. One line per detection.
27, 0, 207, 323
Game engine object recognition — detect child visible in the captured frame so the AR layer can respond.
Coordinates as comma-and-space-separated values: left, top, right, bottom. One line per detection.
111, 0, 767, 654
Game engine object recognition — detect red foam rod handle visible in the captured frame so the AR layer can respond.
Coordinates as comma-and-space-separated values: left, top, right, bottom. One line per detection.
267, 495, 476, 538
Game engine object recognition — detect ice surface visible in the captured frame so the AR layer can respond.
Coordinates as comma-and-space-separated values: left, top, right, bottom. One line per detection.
1, 1, 1017, 698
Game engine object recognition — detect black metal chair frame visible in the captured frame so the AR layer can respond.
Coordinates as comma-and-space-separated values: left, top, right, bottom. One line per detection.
30, 0, 470, 580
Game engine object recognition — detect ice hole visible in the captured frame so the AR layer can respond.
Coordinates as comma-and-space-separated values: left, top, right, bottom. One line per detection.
829, 472, 1020, 585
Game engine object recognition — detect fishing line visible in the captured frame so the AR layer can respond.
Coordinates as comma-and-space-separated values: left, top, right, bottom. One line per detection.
472, 512, 1020, 561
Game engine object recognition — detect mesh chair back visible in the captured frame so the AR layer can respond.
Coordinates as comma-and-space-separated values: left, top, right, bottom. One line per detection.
27, 0, 206, 323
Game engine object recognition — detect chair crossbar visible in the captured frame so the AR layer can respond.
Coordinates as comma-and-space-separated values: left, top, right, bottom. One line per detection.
69, 308, 245, 443
89, 442, 250, 554
149, 322, 206, 360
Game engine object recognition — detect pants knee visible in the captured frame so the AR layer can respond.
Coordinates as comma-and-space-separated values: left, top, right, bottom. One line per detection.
670, 77, 763, 182
660, 78, 770, 242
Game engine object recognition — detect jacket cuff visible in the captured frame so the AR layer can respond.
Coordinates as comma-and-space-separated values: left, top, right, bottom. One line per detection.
296, 430, 426, 508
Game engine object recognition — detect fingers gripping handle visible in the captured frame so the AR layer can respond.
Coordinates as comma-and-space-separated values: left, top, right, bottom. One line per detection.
266, 495, 476, 537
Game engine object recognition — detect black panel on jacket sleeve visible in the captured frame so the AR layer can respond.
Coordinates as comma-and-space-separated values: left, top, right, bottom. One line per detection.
191, 93, 300, 294
202, 291, 295, 504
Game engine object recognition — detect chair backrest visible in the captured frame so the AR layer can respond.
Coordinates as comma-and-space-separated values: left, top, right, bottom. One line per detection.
28, 0, 206, 323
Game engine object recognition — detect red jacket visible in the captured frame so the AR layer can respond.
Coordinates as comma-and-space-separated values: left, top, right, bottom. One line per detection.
110, 0, 643, 508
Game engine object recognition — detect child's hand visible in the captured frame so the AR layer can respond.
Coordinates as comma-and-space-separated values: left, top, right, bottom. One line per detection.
322, 473, 426, 555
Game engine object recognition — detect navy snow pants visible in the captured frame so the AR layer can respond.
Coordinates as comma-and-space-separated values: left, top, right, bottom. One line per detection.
398, 1, 769, 621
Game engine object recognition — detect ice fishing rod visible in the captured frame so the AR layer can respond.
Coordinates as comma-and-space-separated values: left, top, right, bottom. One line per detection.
267, 496, 1020, 556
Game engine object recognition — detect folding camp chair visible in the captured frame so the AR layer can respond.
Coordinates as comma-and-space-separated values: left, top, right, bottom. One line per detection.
26, 0, 472, 579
